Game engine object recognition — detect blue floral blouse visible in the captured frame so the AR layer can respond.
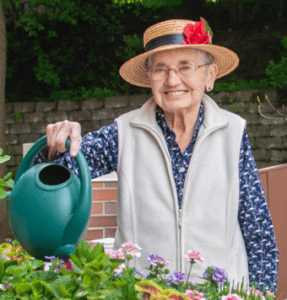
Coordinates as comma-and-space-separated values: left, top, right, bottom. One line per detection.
34, 103, 279, 293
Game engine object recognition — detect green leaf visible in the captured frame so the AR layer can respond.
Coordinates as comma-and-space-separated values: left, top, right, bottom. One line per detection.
69, 254, 84, 271
6, 265, 27, 275
3, 179, 14, 189
201, 17, 213, 37
0, 260, 5, 281
3, 172, 13, 182
0, 155, 11, 164
83, 275, 91, 286
0, 187, 7, 200
31, 280, 45, 299
45, 282, 72, 298
27, 270, 59, 282
15, 282, 33, 296
74, 239, 104, 266
58, 274, 80, 295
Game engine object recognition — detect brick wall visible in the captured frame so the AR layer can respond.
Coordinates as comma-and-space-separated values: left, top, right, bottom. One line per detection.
85, 173, 118, 241
7, 89, 287, 173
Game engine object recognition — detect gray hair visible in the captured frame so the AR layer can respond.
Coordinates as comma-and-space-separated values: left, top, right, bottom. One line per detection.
145, 49, 214, 72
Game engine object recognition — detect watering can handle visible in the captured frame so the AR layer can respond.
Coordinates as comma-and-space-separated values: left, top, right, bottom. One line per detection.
15, 135, 92, 248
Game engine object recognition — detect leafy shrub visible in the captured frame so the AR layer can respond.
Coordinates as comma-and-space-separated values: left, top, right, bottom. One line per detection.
0, 149, 14, 199
0, 239, 276, 299
265, 37, 287, 90
213, 78, 272, 92
3, 0, 173, 102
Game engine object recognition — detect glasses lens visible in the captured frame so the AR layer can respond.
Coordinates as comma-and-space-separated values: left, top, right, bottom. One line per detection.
178, 64, 196, 76
150, 67, 168, 81
148, 63, 197, 80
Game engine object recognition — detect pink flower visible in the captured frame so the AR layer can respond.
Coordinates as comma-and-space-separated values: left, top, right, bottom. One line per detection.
1, 254, 10, 260
247, 288, 265, 300
114, 263, 125, 276
185, 289, 204, 299
105, 249, 125, 260
121, 241, 142, 259
221, 294, 243, 300
184, 251, 204, 263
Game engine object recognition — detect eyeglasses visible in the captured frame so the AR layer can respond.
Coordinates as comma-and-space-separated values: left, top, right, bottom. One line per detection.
148, 62, 212, 81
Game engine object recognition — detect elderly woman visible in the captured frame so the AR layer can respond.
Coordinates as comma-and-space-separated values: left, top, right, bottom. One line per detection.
36, 19, 278, 292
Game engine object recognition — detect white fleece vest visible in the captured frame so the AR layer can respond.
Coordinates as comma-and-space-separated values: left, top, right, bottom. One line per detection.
115, 93, 249, 287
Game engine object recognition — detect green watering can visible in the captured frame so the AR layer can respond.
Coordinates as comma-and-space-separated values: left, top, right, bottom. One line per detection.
7, 135, 92, 260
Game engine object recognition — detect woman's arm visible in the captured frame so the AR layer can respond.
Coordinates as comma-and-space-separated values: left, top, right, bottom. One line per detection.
238, 129, 279, 294
33, 122, 119, 179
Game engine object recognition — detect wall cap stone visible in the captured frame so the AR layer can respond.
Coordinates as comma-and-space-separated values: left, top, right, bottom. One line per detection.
92, 171, 118, 182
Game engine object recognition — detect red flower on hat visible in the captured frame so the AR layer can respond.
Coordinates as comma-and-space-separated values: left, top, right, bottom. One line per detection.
183, 19, 212, 45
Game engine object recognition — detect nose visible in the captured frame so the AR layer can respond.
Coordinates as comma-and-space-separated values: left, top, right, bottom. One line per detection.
165, 69, 181, 86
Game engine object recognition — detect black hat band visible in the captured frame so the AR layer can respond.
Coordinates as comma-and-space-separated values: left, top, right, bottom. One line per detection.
144, 34, 185, 52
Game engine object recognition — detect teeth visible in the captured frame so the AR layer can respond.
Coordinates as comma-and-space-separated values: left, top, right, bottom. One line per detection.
166, 91, 186, 96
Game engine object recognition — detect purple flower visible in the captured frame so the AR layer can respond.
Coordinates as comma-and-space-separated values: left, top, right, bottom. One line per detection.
145, 254, 171, 267
203, 266, 228, 283
134, 268, 146, 278
166, 271, 187, 285
44, 255, 56, 261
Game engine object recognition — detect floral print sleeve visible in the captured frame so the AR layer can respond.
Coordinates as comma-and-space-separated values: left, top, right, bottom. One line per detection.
33, 122, 118, 179
238, 129, 279, 293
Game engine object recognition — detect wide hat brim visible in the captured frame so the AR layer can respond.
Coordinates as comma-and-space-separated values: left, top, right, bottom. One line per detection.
119, 19, 239, 88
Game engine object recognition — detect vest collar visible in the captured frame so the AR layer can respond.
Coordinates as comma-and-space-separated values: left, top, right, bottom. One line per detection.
130, 93, 229, 132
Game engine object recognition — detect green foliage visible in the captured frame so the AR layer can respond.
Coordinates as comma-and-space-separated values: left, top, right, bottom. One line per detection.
0, 239, 276, 299
33, 52, 61, 89
265, 37, 287, 90
113, 0, 182, 7
11, 113, 22, 123
2, 0, 286, 102
232, 104, 239, 112
213, 77, 272, 92
2, 0, 174, 102
0, 149, 14, 200
0, 239, 141, 299
116, 34, 143, 62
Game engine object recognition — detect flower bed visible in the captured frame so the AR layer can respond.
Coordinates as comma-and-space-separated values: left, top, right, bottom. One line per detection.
0, 239, 275, 299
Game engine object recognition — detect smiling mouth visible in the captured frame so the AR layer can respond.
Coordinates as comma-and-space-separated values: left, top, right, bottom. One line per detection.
164, 91, 188, 96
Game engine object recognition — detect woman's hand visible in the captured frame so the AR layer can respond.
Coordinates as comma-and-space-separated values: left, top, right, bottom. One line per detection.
46, 120, 82, 160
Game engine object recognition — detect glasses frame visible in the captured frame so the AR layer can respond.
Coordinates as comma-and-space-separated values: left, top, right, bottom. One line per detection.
148, 62, 213, 81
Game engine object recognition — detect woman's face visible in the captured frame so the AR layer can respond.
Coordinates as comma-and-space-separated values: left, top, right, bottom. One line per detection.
149, 48, 218, 114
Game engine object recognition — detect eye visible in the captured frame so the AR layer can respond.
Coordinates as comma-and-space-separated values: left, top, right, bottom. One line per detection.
179, 64, 194, 72
154, 67, 167, 74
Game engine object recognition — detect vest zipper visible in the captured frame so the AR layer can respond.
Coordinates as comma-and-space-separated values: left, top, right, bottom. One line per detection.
178, 208, 182, 227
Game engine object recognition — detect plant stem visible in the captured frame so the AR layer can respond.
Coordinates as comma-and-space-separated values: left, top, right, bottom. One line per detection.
184, 263, 193, 289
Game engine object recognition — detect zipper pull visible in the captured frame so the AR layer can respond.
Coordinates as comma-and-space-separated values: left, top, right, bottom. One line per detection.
179, 209, 182, 227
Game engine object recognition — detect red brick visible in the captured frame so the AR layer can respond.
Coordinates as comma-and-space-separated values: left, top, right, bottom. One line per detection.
105, 228, 117, 238
92, 182, 103, 188
92, 189, 117, 201
89, 216, 117, 227
105, 202, 117, 214
84, 229, 103, 240
91, 202, 103, 214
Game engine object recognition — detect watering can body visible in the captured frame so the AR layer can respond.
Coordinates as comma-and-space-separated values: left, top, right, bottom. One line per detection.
7, 136, 92, 260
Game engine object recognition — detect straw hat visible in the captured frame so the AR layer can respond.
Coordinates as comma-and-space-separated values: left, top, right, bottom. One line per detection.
119, 19, 239, 88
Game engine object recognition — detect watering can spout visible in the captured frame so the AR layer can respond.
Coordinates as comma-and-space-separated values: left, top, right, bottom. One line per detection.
8, 135, 92, 260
